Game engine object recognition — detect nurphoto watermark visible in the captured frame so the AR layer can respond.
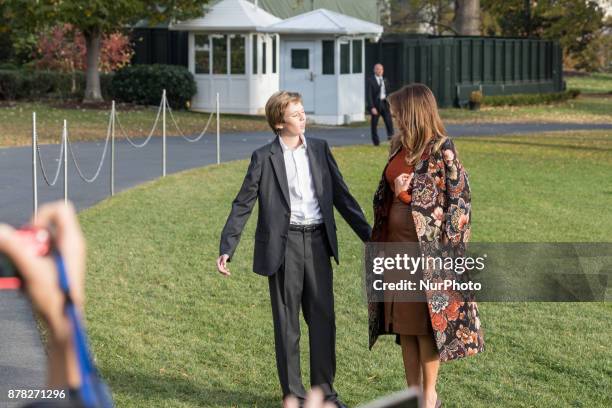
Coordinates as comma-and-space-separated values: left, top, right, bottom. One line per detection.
363, 243, 611, 302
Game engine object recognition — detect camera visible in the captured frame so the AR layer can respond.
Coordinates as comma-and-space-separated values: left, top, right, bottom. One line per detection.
360, 388, 420, 408
0, 227, 51, 290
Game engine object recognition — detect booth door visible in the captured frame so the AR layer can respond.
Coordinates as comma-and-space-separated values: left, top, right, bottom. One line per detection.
283, 41, 315, 113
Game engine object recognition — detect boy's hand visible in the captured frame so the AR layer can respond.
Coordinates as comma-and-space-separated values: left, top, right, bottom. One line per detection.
371, 107, 378, 116
216, 254, 230, 276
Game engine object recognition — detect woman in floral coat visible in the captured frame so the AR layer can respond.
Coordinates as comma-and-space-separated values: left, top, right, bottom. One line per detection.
367, 84, 484, 408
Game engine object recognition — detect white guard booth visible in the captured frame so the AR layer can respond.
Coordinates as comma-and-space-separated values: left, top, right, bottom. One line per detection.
169, 0, 281, 115
262, 9, 382, 125
170, 0, 383, 124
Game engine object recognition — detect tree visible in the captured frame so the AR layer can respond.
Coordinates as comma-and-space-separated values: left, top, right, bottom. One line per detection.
575, 13, 612, 71
0, 3, 37, 65
34, 24, 133, 92
387, 0, 456, 35
453, 0, 481, 35
3, 0, 209, 103
481, 0, 605, 70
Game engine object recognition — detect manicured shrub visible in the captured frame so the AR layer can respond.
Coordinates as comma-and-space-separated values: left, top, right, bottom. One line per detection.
482, 89, 581, 106
110, 64, 196, 109
0, 70, 22, 100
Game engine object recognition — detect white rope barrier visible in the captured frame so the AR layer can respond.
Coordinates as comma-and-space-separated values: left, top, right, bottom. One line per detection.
110, 101, 115, 196
114, 97, 163, 148
31, 90, 221, 212
165, 98, 215, 143
62, 120, 68, 204
32, 113, 38, 219
162, 89, 167, 177
36, 129, 65, 187
67, 111, 112, 183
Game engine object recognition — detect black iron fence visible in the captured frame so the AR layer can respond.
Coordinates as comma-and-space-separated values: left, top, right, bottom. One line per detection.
365, 34, 565, 107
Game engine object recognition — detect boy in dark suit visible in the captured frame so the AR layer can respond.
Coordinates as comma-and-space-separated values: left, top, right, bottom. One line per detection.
217, 91, 371, 407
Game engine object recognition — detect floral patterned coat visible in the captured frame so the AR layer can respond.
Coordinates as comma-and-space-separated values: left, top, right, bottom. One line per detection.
367, 137, 485, 362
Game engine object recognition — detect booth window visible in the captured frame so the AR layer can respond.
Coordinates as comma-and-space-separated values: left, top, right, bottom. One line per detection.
352, 40, 363, 73
272, 36, 277, 73
212, 35, 227, 74
194, 34, 210, 74
230, 35, 245, 74
291, 49, 309, 69
340, 42, 350, 74
322, 40, 334, 75
262, 41, 267, 74
252, 35, 258, 74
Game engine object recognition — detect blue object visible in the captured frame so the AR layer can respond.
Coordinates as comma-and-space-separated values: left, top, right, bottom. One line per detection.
54, 252, 114, 408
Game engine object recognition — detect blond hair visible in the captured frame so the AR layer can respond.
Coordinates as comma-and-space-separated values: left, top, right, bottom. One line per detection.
388, 83, 447, 165
265, 91, 303, 136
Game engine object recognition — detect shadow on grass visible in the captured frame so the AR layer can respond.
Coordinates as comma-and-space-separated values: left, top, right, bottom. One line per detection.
104, 368, 278, 406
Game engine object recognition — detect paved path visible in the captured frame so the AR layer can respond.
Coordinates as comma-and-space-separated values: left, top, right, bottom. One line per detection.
1, 121, 611, 405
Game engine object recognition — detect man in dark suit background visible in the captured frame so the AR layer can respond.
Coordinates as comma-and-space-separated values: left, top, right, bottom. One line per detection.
366, 63, 394, 146
216, 91, 371, 408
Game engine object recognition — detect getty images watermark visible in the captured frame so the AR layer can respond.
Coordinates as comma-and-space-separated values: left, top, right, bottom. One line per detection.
371, 252, 486, 292
363, 243, 611, 302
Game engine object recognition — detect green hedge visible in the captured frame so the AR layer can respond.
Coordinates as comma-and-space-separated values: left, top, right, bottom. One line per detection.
0, 69, 113, 100
482, 89, 581, 107
0, 65, 196, 107
110, 64, 196, 110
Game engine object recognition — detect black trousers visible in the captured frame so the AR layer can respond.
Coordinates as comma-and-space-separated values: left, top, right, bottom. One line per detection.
268, 227, 337, 402
370, 99, 394, 146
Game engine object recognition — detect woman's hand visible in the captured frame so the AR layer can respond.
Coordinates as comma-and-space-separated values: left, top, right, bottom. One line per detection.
394, 172, 413, 197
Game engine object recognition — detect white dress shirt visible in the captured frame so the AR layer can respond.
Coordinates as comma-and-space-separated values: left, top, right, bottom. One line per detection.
376, 75, 386, 100
279, 134, 324, 225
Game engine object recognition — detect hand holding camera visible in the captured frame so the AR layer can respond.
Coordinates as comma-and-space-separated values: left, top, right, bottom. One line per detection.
0, 201, 85, 389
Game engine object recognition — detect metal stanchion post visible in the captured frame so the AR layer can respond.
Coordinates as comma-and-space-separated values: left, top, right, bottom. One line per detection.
32, 112, 38, 220
216, 92, 220, 165
162, 89, 167, 177
111, 101, 116, 196
63, 119, 68, 204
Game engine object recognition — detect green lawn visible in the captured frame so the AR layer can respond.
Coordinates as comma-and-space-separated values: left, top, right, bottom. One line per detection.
565, 72, 612, 94
1, 95, 611, 147
79, 130, 612, 407
439, 95, 612, 124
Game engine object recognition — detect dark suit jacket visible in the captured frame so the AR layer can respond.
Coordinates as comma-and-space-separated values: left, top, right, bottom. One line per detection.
219, 136, 372, 276
366, 75, 390, 111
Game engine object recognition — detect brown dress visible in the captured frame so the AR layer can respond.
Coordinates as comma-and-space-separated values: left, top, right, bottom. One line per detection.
383, 148, 434, 336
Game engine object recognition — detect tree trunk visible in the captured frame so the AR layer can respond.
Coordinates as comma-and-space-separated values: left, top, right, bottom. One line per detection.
70, 60, 76, 93
454, 0, 481, 35
83, 28, 103, 102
